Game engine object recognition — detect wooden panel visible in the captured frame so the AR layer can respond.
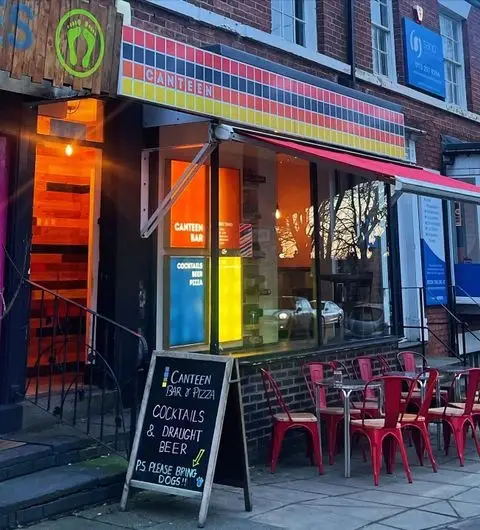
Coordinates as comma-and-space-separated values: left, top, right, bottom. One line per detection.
0, 0, 121, 95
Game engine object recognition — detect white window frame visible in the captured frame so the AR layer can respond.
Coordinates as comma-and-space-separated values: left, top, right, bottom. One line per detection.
271, 0, 317, 50
370, 0, 397, 80
405, 138, 417, 164
439, 11, 467, 108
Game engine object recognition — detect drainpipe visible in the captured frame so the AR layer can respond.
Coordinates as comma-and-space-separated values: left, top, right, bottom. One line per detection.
345, 0, 357, 89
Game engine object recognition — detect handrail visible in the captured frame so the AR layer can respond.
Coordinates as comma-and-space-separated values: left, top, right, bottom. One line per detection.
455, 284, 480, 310
403, 324, 465, 365
24, 278, 149, 362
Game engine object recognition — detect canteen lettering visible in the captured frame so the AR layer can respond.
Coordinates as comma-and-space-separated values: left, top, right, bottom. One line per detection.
0, 1, 34, 50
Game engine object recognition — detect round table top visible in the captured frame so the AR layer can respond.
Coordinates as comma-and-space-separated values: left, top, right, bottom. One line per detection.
386, 371, 425, 380
317, 379, 382, 391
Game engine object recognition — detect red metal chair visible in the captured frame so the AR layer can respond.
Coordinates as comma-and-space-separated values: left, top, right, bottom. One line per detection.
399, 368, 439, 472
303, 361, 361, 465
377, 354, 392, 375
350, 375, 413, 486
261, 368, 323, 474
354, 356, 383, 418
398, 351, 448, 406
427, 368, 480, 467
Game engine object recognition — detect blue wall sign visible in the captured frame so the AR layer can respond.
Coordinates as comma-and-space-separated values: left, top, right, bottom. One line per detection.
169, 257, 206, 346
403, 18, 445, 99
419, 197, 448, 306
0, 2, 34, 50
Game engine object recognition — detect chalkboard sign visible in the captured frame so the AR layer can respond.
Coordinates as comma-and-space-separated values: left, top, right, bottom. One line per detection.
121, 351, 249, 527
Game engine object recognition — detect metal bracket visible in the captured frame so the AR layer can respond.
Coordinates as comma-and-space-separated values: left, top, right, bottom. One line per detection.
140, 136, 218, 239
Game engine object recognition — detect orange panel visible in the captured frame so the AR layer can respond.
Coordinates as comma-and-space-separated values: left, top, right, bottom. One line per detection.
170, 160, 207, 249
219, 168, 240, 250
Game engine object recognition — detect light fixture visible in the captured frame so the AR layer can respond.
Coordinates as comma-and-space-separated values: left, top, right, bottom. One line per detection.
65, 144, 73, 156
275, 204, 281, 220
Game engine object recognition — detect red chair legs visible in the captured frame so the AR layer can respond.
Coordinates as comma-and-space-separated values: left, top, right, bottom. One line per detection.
409, 426, 438, 472
270, 423, 324, 474
441, 418, 480, 466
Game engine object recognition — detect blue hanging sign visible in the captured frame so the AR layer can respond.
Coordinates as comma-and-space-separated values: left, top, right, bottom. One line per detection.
419, 197, 448, 306
403, 18, 446, 99
169, 257, 206, 346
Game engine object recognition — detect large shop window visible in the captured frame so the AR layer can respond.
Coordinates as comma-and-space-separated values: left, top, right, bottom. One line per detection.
156, 123, 391, 356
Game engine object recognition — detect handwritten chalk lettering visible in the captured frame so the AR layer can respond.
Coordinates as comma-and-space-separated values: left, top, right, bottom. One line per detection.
148, 462, 173, 475
135, 459, 146, 472
170, 371, 212, 386
175, 466, 198, 478
166, 385, 183, 397
192, 387, 215, 400
152, 405, 205, 423
158, 474, 183, 486
161, 425, 203, 442
159, 440, 187, 455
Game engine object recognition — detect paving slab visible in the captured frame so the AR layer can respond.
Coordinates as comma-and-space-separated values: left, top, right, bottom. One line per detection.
449, 500, 480, 518
450, 487, 480, 504
251, 484, 323, 503
379, 509, 457, 530
417, 501, 458, 517
275, 478, 359, 496
342, 490, 436, 508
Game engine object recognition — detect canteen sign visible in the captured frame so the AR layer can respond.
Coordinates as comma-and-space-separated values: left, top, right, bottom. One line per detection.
403, 18, 446, 99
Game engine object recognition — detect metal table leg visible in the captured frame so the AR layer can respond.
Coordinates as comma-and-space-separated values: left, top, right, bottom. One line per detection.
343, 389, 352, 478
436, 377, 441, 450
315, 384, 323, 473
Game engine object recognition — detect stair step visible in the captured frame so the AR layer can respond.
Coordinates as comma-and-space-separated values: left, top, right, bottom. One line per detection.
0, 455, 127, 529
0, 425, 110, 482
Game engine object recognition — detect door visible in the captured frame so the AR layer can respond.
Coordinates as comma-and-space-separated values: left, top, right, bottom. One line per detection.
27, 141, 102, 381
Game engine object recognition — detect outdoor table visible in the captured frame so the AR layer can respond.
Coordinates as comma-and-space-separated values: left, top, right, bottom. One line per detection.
437, 366, 467, 402
314, 378, 382, 479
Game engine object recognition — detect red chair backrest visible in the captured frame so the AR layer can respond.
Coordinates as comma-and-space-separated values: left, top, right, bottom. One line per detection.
398, 351, 427, 372
402, 368, 439, 421
464, 368, 480, 415
261, 368, 292, 421
357, 356, 376, 400
303, 362, 334, 408
377, 354, 391, 374
360, 375, 407, 428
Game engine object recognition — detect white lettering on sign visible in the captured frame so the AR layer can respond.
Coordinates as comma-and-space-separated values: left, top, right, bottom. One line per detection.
152, 405, 205, 423
170, 371, 212, 386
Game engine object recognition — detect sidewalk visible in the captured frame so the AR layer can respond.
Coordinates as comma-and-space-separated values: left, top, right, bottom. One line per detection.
26, 439, 480, 530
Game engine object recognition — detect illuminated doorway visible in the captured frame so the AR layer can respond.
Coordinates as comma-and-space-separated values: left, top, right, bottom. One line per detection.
26, 99, 103, 395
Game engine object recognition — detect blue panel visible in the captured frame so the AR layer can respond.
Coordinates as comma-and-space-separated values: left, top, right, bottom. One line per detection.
455, 264, 480, 297
169, 257, 206, 346
403, 18, 446, 99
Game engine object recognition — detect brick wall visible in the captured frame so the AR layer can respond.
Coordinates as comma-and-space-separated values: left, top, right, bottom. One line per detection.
426, 307, 451, 357
239, 339, 399, 464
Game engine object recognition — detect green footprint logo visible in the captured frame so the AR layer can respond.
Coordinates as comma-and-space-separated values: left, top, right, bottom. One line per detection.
56, 9, 105, 79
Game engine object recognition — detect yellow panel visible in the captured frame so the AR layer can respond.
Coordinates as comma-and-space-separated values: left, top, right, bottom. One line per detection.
176, 92, 186, 109
239, 108, 248, 123
204, 100, 214, 115
121, 79, 132, 95
155, 86, 166, 104
145, 84, 155, 102
165, 88, 176, 107
219, 257, 242, 343
185, 94, 195, 111
133, 81, 144, 99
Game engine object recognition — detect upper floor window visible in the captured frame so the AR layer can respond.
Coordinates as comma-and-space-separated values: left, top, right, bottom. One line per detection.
272, 0, 314, 48
405, 138, 417, 164
371, 0, 396, 79
440, 13, 466, 107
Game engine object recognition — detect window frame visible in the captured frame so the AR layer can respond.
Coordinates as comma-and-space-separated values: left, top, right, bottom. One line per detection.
439, 11, 467, 108
271, 0, 317, 50
370, 0, 397, 80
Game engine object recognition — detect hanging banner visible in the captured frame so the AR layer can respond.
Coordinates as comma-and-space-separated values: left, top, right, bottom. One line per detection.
169, 257, 206, 346
419, 196, 448, 306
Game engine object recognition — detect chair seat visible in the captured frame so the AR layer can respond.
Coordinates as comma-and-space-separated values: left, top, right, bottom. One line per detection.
352, 401, 380, 410
401, 391, 422, 398
428, 406, 467, 417
274, 412, 317, 423
351, 418, 400, 429
400, 413, 426, 422
449, 402, 480, 412
318, 407, 362, 416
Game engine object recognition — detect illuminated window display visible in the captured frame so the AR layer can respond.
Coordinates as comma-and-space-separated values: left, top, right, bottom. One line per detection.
156, 122, 390, 355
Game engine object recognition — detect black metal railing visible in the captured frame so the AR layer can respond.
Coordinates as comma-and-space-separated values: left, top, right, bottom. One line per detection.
400, 286, 480, 367
23, 278, 148, 457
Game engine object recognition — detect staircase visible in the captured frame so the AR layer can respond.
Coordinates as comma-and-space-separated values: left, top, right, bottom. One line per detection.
0, 277, 148, 529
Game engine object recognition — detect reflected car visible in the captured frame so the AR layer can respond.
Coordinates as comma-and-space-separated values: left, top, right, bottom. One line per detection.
310, 300, 344, 327
345, 303, 387, 337
274, 296, 315, 338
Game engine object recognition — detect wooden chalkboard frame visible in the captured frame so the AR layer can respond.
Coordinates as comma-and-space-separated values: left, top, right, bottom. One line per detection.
120, 350, 234, 527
